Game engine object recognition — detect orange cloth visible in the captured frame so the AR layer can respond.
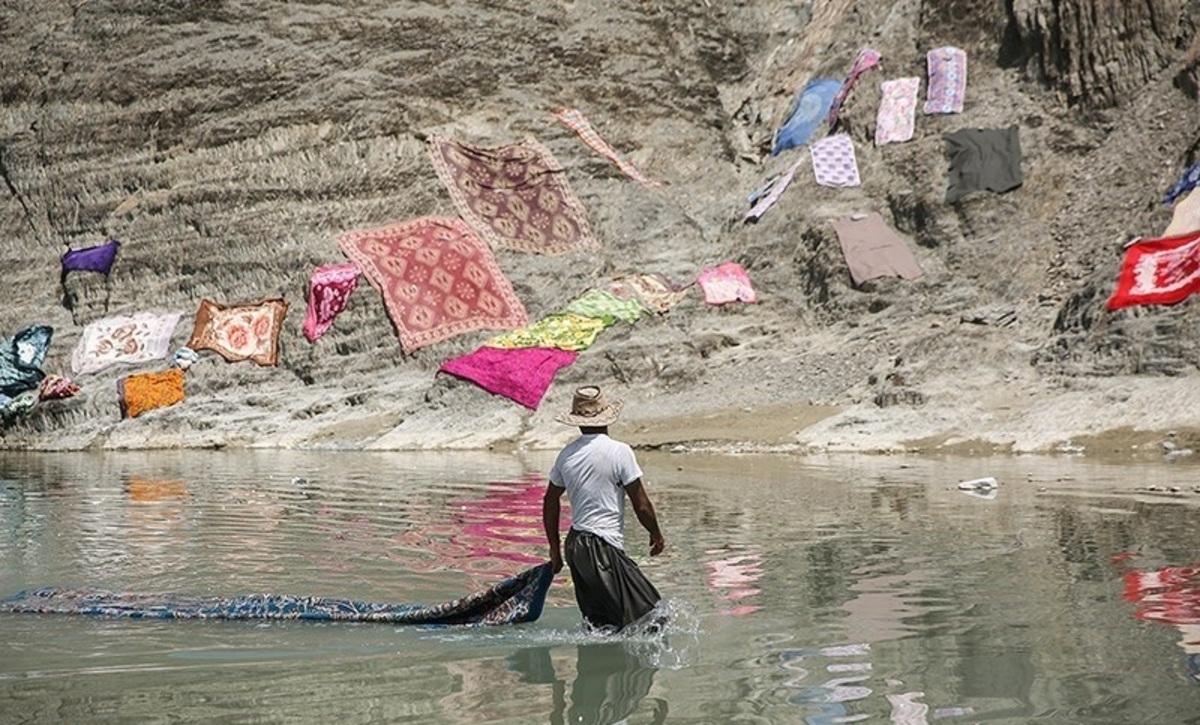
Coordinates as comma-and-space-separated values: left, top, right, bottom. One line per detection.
127, 478, 189, 502
119, 368, 185, 418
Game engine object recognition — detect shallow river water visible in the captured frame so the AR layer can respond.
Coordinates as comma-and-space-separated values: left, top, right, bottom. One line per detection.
1, 449, 1199, 724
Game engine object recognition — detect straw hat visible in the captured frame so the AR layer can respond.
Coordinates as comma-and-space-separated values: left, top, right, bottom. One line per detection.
556, 386, 623, 427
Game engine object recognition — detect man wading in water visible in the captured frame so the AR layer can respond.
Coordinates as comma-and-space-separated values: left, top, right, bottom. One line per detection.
542, 386, 666, 632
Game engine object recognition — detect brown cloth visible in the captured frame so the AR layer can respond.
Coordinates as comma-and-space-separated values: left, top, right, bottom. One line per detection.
427, 136, 600, 255
829, 213, 924, 286
565, 529, 661, 632
944, 126, 1023, 203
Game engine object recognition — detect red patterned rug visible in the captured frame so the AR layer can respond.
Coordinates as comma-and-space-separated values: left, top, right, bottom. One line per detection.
427, 136, 599, 255
338, 217, 529, 354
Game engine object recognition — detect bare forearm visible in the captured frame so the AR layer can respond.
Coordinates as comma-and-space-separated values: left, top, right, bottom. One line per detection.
543, 494, 562, 555
633, 500, 662, 540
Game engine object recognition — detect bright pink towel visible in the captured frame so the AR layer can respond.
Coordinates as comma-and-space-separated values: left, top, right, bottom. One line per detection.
696, 261, 758, 305
439, 346, 578, 410
303, 262, 360, 342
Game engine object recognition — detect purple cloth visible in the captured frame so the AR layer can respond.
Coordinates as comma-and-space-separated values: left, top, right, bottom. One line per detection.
303, 262, 360, 342
61, 241, 120, 283
439, 346, 577, 410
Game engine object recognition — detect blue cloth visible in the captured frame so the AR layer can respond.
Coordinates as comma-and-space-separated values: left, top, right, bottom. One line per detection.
1, 563, 554, 627
772, 78, 842, 156
0, 325, 52, 398
1165, 163, 1200, 205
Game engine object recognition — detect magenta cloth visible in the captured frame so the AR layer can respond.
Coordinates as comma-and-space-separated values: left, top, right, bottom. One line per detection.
827, 48, 882, 129
61, 241, 120, 283
303, 262, 360, 342
439, 346, 577, 410
696, 262, 758, 305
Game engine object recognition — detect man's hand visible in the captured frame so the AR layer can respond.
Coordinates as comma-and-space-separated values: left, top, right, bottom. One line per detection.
549, 550, 564, 573
649, 534, 665, 556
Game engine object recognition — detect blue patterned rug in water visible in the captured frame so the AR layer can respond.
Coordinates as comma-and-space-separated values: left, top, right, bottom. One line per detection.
0, 563, 553, 626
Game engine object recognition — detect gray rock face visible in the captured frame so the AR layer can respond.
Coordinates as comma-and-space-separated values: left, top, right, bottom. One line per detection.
1003, 0, 1187, 108
1, 1, 1199, 452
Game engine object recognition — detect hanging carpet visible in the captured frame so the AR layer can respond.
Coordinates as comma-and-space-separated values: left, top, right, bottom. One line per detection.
440, 346, 577, 410
188, 299, 288, 366
875, 77, 920, 146
427, 136, 599, 254
0, 325, 52, 398
71, 312, 181, 376
923, 46, 967, 115
118, 368, 185, 419
1, 563, 554, 627
1108, 229, 1200, 310
829, 213, 924, 286
303, 262, 360, 343
944, 127, 1023, 203
338, 217, 528, 354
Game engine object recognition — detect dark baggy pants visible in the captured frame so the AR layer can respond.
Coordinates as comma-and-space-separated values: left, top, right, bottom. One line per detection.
565, 528, 661, 631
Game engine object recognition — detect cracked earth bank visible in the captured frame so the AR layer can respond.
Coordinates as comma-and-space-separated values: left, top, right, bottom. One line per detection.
3, 0, 1200, 456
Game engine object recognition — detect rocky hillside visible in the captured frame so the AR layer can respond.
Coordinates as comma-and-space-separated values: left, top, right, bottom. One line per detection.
2, 0, 1199, 454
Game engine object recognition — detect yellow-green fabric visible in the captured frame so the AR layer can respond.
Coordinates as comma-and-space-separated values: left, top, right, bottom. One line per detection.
562, 289, 649, 327
484, 313, 606, 352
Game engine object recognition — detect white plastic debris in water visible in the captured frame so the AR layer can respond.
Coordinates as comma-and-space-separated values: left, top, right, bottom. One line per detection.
957, 476, 998, 491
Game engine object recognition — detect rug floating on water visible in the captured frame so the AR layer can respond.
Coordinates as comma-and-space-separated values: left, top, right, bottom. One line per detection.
1, 563, 554, 627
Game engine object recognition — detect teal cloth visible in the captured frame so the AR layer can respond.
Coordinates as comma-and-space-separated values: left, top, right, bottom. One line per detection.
0, 325, 52, 397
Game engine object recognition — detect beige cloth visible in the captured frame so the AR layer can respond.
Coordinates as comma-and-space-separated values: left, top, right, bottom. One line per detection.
1164, 187, 1200, 237
829, 213, 924, 286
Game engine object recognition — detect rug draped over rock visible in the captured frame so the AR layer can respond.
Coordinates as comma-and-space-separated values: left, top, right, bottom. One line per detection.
188, 299, 288, 366
599, 274, 689, 314
61, 240, 120, 283
696, 262, 758, 305
562, 289, 649, 327
1108, 230, 1200, 310
553, 108, 659, 187
38, 375, 80, 402
118, 368, 185, 419
923, 46, 967, 114
772, 78, 841, 156
944, 127, 1023, 203
1, 563, 554, 627
0, 325, 52, 398
485, 313, 606, 352
427, 136, 599, 254
303, 262, 360, 342
829, 213, 924, 286
71, 312, 181, 376
811, 134, 861, 188
338, 217, 528, 354
440, 346, 578, 409
875, 77, 920, 146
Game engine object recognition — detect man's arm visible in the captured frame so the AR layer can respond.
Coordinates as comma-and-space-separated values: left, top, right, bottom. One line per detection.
624, 479, 665, 555
542, 483, 566, 573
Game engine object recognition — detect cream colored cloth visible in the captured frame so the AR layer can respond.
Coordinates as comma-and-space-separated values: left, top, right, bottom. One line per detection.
1164, 187, 1200, 237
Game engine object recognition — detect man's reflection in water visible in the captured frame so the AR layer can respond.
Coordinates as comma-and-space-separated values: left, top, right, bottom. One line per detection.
508, 644, 666, 725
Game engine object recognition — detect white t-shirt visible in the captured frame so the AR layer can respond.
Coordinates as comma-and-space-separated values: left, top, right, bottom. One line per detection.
549, 433, 644, 550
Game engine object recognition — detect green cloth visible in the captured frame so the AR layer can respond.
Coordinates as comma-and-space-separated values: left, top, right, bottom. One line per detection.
562, 289, 649, 327
484, 313, 606, 352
